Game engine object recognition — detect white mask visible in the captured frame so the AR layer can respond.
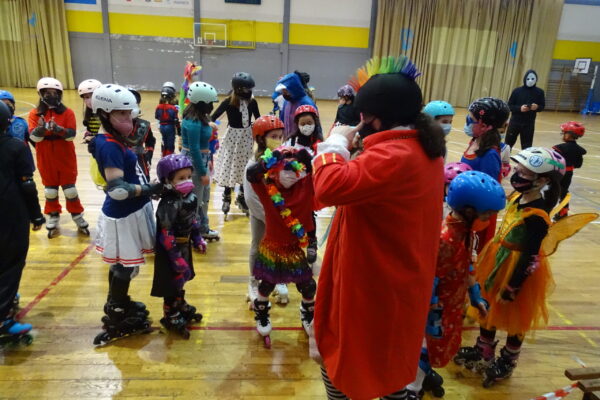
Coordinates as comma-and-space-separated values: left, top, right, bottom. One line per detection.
525, 73, 537, 88
299, 124, 315, 136
278, 170, 307, 189
441, 123, 452, 136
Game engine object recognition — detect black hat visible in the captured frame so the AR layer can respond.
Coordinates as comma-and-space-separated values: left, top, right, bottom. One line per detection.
232, 72, 255, 90
355, 73, 423, 125
468, 97, 509, 129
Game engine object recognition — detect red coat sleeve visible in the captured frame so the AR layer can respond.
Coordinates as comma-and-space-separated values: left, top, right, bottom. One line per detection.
313, 146, 401, 207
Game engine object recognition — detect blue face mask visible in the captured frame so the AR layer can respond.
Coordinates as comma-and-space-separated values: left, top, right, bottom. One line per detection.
441, 123, 452, 136
464, 115, 476, 138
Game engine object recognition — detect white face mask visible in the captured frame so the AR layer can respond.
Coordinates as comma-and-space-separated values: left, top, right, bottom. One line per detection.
278, 170, 307, 189
525, 73, 537, 87
441, 123, 452, 136
299, 124, 315, 136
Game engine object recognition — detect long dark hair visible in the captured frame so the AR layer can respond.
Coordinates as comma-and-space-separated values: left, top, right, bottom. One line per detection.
182, 101, 212, 125
83, 106, 94, 124
36, 100, 66, 116
292, 112, 324, 146
540, 171, 563, 212
475, 129, 501, 158
255, 136, 268, 160
412, 112, 446, 159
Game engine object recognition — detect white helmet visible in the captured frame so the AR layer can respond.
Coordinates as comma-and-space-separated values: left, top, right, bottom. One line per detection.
162, 81, 176, 90
37, 77, 63, 93
511, 147, 566, 175
78, 79, 102, 96
91, 84, 137, 113
187, 81, 218, 104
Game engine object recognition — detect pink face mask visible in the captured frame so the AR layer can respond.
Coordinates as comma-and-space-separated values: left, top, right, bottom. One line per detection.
175, 179, 194, 195
83, 97, 92, 109
109, 113, 133, 135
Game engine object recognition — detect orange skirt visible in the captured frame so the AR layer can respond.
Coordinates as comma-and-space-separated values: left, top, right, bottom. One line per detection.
475, 240, 555, 336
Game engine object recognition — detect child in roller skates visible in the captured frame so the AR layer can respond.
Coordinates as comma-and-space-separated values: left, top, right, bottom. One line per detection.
128, 89, 156, 180
244, 115, 285, 306
246, 146, 318, 348
28, 77, 89, 238
334, 85, 360, 126
285, 105, 322, 265
212, 72, 260, 219
91, 84, 162, 346
181, 81, 220, 241
0, 90, 30, 144
0, 101, 45, 347
78, 79, 103, 143
156, 83, 180, 157
152, 154, 206, 339
553, 121, 586, 220
404, 171, 506, 399
424, 100, 455, 137
454, 147, 566, 387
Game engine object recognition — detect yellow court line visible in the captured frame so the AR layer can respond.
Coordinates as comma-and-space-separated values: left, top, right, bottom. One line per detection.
548, 303, 598, 348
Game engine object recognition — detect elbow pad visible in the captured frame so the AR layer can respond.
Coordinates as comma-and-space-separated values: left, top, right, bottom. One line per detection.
106, 177, 137, 200
64, 129, 76, 141
30, 127, 45, 142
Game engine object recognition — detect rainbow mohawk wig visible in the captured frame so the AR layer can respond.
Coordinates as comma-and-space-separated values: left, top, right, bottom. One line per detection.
349, 56, 421, 92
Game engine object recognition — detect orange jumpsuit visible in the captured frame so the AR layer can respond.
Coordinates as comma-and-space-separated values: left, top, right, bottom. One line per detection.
27, 108, 83, 215
313, 129, 444, 399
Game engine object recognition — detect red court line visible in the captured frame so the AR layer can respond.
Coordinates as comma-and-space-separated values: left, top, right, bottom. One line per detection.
17, 243, 94, 320
463, 326, 600, 331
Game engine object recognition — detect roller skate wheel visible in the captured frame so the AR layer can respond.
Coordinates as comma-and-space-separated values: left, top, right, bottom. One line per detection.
180, 328, 191, 340
21, 334, 33, 346
79, 228, 90, 236
47, 229, 58, 239
191, 314, 202, 323
453, 355, 464, 366
263, 335, 271, 349
432, 386, 445, 397
482, 377, 494, 388
93, 332, 108, 346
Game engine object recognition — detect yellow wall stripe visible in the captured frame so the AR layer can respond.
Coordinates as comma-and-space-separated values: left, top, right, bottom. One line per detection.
290, 24, 369, 48
109, 13, 194, 38
66, 10, 103, 34
553, 39, 600, 60
67, 11, 367, 48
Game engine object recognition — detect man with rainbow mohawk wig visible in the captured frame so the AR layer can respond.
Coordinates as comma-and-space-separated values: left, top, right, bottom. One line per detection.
310, 56, 447, 399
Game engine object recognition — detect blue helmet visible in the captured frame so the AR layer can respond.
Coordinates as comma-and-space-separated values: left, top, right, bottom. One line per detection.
0, 90, 15, 104
423, 100, 455, 118
446, 170, 506, 213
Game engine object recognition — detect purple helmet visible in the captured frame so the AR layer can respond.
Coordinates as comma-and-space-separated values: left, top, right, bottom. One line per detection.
444, 162, 473, 184
156, 154, 193, 183
337, 84, 355, 98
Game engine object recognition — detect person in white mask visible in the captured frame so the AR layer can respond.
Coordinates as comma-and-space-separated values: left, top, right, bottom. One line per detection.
505, 69, 546, 150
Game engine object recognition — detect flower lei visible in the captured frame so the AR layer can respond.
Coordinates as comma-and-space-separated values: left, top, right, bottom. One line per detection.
260, 149, 309, 248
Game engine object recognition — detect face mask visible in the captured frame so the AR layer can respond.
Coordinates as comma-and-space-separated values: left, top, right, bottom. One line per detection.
43, 95, 60, 108
472, 218, 490, 232
109, 113, 134, 136
510, 172, 535, 193
266, 137, 282, 151
174, 179, 194, 195
463, 123, 473, 138
83, 97, 92, 109
278, 170, 306, 189
441, 123, 452, 136
299, 124, 315, 136
526, 73, 537, 87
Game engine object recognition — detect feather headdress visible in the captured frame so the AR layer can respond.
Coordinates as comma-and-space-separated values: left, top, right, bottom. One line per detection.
349, 56, 421, 92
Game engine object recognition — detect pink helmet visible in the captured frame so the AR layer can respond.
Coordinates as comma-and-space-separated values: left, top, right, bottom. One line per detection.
37, 77, 63, 93
444, 162, 473, 184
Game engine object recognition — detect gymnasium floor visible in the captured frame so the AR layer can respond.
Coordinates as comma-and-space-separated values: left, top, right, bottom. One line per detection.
1, 89, 599, 399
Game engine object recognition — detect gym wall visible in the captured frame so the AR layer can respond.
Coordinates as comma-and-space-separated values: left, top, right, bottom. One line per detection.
64, 0, 372, 99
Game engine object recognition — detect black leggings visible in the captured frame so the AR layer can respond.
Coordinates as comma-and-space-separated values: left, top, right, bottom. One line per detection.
258, 278, 317, 300
505, 121, 535, 150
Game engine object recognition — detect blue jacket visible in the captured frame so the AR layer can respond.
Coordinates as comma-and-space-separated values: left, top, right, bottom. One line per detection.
275, 73, 316, 137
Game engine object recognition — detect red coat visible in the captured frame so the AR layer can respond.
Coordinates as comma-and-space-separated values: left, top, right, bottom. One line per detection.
27, 108, 78, 186
313, 129, 444, 399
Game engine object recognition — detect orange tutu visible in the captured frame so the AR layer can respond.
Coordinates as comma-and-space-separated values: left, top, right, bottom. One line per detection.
475, 225, 555, 336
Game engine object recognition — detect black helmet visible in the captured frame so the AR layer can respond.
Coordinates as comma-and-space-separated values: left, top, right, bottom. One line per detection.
355, 73, 423, 125
161, 86, 176, 99
468, 97, 509, 129
0, 101, 11, 133
232, 72, 255, 91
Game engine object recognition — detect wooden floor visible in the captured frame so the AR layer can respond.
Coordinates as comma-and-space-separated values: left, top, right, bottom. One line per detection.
1, 89, 600, 399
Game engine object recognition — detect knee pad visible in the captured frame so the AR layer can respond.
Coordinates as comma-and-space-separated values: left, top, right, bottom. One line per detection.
44, 186, 59, 200
296, 279, 317, 299
62, 184, 79, 200
258, 280, 275, 297
110, 263, 140, 281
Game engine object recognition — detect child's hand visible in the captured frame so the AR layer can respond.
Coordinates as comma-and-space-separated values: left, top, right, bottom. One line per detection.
520, 105, 530, 112
193, 237, 207, 254
476, 301, 488, 318
209, 121, 218, 131
37, 116, 45, 127
498, 285, 518, 304
307, 324, 324, 366
530, 103, 538, 111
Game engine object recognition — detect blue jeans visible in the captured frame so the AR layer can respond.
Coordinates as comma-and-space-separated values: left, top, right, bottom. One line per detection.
159, 124, 176, 155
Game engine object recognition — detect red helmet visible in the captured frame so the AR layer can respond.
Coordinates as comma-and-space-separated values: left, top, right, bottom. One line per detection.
294, 104, 319, 120
252, 115, 284, 138
560, 121, 585, 137
444, 162, 473, 184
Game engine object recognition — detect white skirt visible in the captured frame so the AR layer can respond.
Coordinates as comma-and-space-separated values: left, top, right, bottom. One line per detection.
213, 126, 253, 188
95, 202, 156, 266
